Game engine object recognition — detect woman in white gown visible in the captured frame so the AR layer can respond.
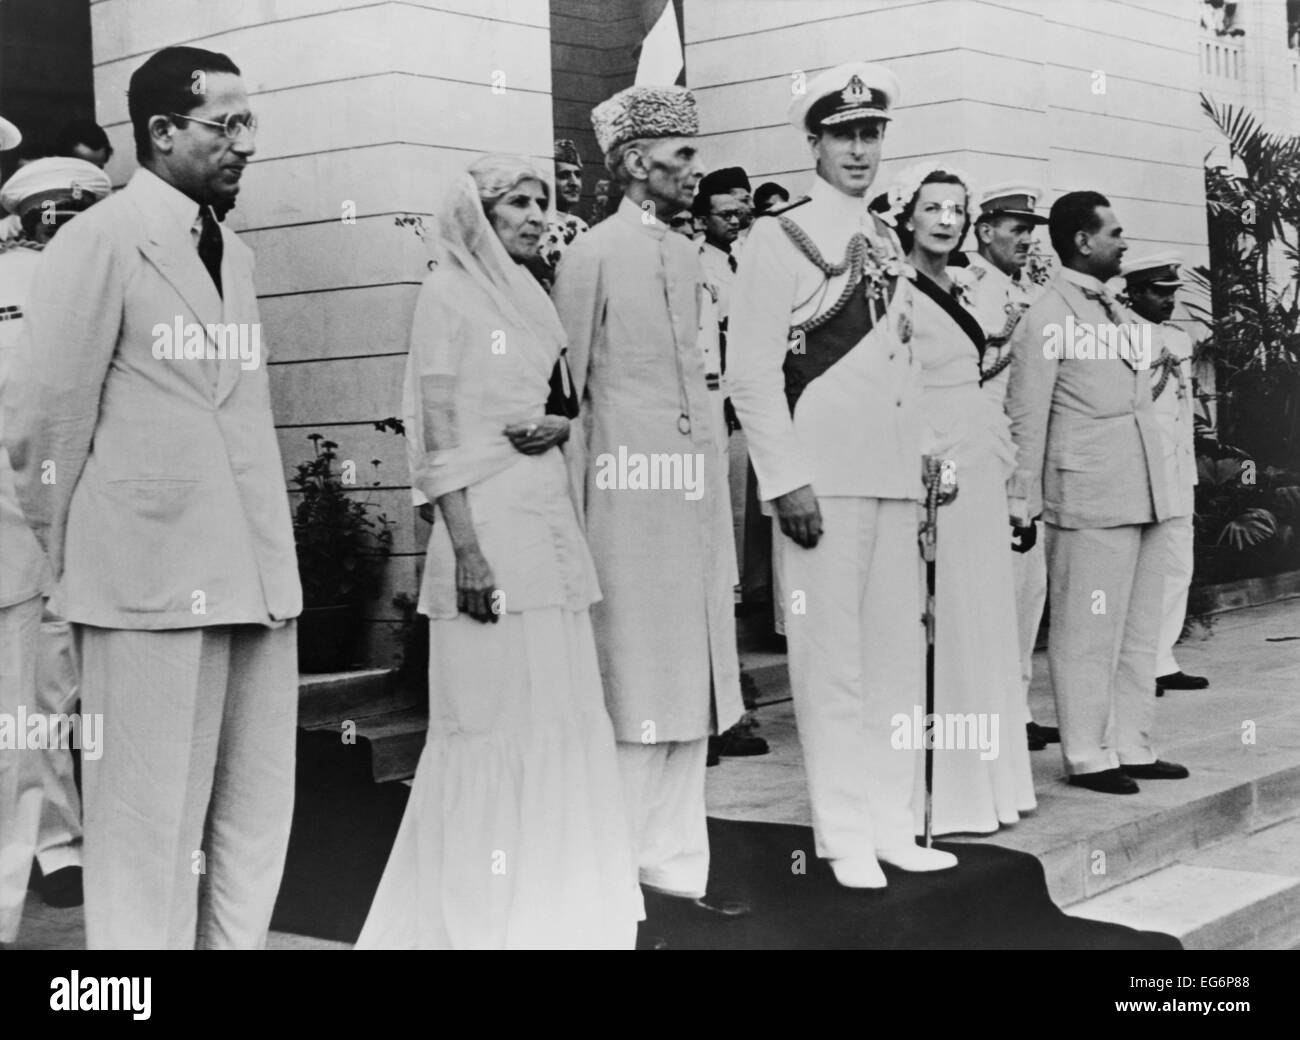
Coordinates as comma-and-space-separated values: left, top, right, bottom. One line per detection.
883, 164, 1037, 836
355, 155, 640, 949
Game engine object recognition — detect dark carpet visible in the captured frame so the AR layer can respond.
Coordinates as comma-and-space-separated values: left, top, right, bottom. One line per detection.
272, 730, 1181, 950
647, 817, 1181, 950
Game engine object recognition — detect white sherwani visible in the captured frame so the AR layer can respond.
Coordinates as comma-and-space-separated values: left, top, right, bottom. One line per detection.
727, 173, 926, 861
552, 196, 743, 898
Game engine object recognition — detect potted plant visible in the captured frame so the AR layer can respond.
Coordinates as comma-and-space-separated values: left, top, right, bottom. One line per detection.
291, 432, 395, 672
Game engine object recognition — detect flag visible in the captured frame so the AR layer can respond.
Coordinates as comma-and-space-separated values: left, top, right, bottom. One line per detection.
635, 0, 685, 86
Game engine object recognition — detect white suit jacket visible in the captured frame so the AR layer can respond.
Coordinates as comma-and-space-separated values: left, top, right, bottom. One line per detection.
3, 169, 301, 628
1005, 270, 1172, 529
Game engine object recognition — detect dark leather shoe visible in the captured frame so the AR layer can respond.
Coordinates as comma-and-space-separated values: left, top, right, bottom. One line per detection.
1026, 724, 1046, 751
706, 743, 720, 767
1068, 768, 1140, 794
644, 888, 752, 922
39, 866, 84, 908
1027, 722, 1059, 745
713, 729, 769, 757
1121, 759, 1189, 780
1157, 671, 1209, 690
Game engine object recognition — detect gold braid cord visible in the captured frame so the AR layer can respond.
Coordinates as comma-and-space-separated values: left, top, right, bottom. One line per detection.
1150, 348, 1182, 401
778, 217, 876, 336
978, 303, 1027, 385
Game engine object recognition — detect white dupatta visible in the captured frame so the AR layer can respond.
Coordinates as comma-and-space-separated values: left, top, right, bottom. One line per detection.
407, 173, 568, 502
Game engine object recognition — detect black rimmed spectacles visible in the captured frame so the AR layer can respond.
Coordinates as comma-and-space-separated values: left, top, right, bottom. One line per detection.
169, 112, 258, 140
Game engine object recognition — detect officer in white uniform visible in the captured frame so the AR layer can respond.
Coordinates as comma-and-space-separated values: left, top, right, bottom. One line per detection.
964, 183, 1058, 751
0, 155, 110, 943
728, 62, 957, 888
1121, 253, 1207, 694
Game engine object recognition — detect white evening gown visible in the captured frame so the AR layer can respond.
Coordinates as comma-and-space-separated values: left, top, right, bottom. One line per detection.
355, 449, 640, 949
911, 280, 1037, 836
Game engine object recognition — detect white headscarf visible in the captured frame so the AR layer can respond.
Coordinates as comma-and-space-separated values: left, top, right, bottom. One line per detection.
409, 170, 567, 502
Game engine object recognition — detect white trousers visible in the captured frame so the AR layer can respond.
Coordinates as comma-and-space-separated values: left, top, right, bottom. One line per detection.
78, 623, 297, 950
616, 738, 709, 899
1012, 536, 1048, 725
1156, 514, 1195, 678
780, 498, 922, 860
0, 596, 43, 943
1045, 522, 1171, 775
35, 613, 82, 875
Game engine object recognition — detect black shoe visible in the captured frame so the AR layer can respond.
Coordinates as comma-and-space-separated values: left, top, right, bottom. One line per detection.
644, 888, 752, 922
1157, 671, 1209, 691
1026, 724, 1046, 751
1120, 759, 1189, 780
1027, 721, 1059, 745
714, 728, 769, 757
706, 742, 721, 767
39, 866, 83, 908
1067, 768, 1140, 795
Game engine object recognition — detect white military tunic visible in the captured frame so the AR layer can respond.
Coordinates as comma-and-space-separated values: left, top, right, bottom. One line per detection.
1151, 322, 1198, 676
964, 250, 1048, 727
728, 173, 927, 862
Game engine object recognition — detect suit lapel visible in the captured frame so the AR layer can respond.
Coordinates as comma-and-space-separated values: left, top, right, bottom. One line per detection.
126, 179, 225, 392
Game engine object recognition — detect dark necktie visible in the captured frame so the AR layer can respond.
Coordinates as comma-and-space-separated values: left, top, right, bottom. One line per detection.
727, 252, 737, 274
198, 205, 223, 298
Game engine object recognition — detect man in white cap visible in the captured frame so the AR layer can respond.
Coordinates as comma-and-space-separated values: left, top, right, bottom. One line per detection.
6, 45, 302, 949
964, 182, 1058, 753
0, 115, 25, 244
0, 155, 110, 945
727, 62, 958, 887
551, 84, 748, 932
1121, 252, 1207, 696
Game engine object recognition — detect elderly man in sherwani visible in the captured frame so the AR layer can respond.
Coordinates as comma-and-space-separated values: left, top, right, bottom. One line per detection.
5, 46, 301, 948
1005, 191, 1188, 795
551, 85, 747, 928
728, 63, 957, 889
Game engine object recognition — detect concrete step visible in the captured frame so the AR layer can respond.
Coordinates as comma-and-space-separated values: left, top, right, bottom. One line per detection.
320, 706, 428, 784
297, 668, 416, 729
1065, 817, 1300, 950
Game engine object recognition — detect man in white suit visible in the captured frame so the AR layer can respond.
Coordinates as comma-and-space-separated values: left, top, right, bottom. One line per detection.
1005, 192, 1188, 795
5, 46, 302, 948
728, 63, 956, 887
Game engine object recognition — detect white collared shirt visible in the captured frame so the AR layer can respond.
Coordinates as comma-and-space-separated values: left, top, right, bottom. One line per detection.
134, 166, 207, 250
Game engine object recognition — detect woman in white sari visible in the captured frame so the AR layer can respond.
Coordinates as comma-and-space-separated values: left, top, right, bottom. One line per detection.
355, 155, 639, 949
883, 164, 1037, 837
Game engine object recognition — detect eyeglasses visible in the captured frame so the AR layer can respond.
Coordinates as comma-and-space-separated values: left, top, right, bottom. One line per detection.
170, 112, 258, 140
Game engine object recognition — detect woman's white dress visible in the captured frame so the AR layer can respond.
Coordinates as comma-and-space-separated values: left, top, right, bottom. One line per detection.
912, 272, 1038, 836
356, 174, 640, 949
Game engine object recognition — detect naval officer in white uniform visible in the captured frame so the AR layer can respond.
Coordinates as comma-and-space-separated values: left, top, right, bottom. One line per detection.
1120, 253, 1208, 695
727, 62, 957, 888
964, 183, 1059, 752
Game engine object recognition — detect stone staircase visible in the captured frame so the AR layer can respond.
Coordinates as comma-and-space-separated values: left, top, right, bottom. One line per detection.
298, 668, 427, 784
